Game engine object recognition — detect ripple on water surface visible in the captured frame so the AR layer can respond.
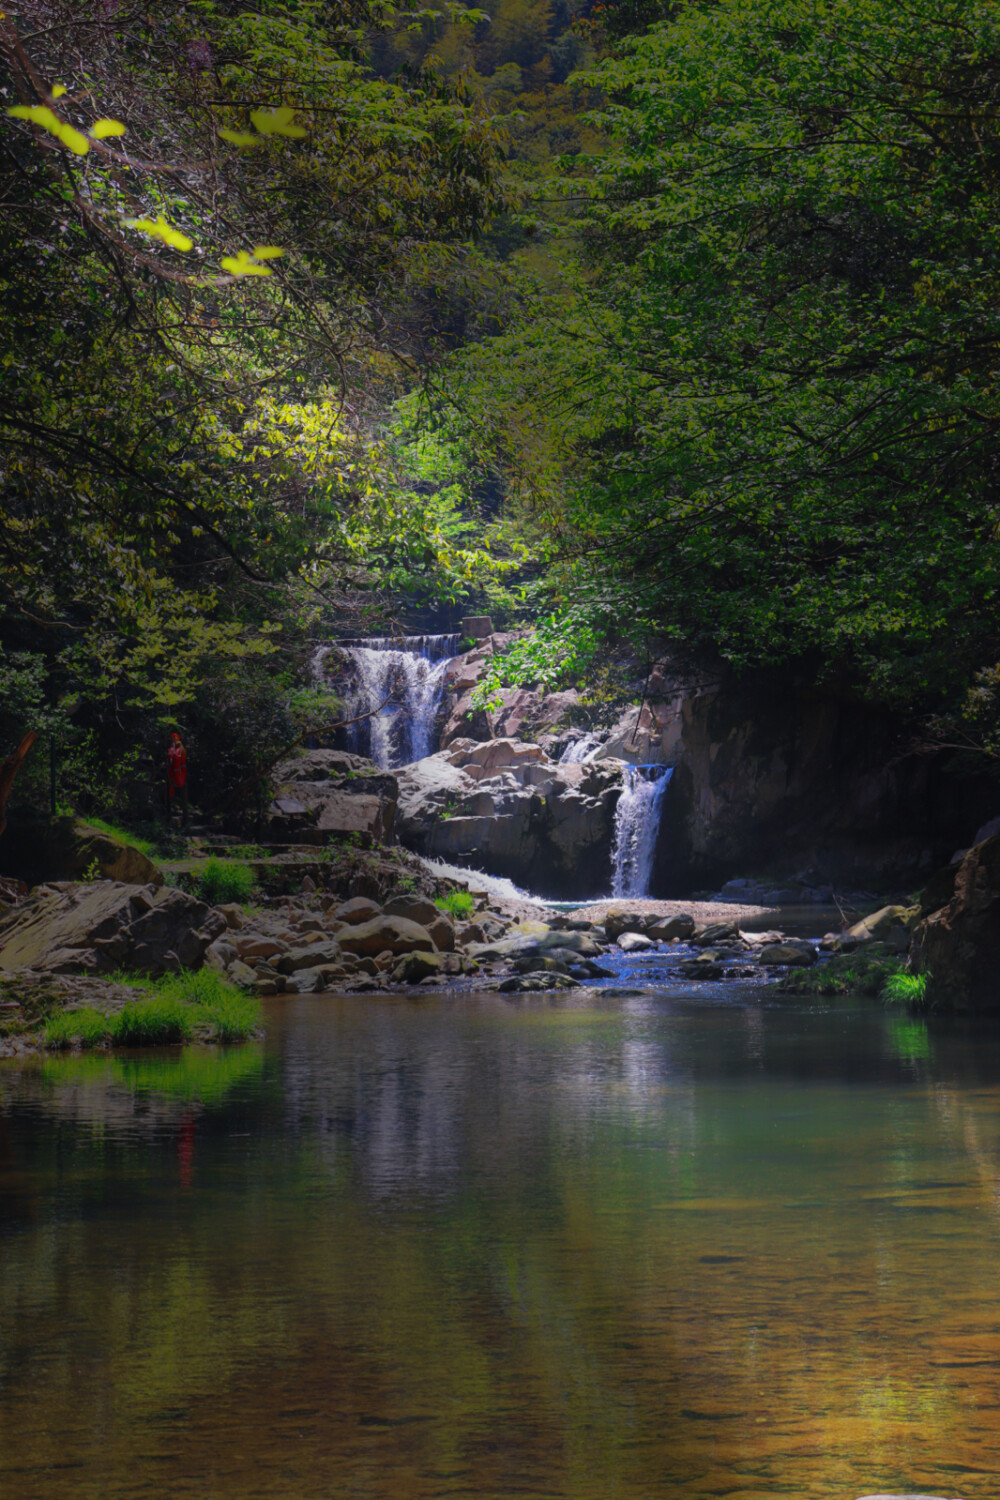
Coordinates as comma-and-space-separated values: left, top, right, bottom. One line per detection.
0, 992, 998, 1500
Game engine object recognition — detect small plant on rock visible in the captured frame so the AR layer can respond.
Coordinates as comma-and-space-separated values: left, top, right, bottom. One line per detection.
436, 889, 475, 920
883, 971, 930, 1008
195, 857, 255, 905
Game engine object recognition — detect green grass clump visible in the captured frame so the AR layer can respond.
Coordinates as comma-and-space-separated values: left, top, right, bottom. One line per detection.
195, 857, 255, 905
83, 816, 159, 861
41, 970, 261, 1051
114, 994, 195, 1046
436, 889, 475, 920
44, 1007, 113, 1048
883, 970, 929, 1007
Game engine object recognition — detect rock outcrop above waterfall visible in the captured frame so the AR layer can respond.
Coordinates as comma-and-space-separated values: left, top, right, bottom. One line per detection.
270, 748, 398, 844
395, 738, 624, 899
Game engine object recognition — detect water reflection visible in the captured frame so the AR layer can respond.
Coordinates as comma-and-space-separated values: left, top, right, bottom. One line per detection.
0, 992, 998, 1499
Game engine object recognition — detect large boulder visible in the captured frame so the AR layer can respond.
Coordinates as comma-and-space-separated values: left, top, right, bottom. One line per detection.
336, 916, 437, 957
911, 834, 1000, 1009
0, 881, 225, 977
395, 741, 625, 900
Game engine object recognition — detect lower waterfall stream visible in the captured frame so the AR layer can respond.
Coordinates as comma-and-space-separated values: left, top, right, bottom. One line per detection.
611, 764, 673, 899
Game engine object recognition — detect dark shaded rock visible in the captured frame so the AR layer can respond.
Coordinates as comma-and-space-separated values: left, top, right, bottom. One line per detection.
693, 921, 739, 947
603, 909, 648, 940
679, 958, 724, 980
646, 914, 695, 941
758, 940, 818, 967
919, 864, 958, 916
498, 972, 581, 992
911, 834, 1000, 1010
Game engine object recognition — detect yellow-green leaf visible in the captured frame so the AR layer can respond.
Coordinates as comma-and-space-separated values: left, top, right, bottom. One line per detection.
252, 245, 284, 259
7, 104, 90, 155
91, 118, 126, 139
125, 213, 194, 252
249, 105, 307, 138
221, 250, 271, 277
51, 84, 68, 99
219, 128, 261, 148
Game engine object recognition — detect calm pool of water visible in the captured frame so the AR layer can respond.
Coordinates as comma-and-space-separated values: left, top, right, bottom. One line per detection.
1, 985, 997, 1499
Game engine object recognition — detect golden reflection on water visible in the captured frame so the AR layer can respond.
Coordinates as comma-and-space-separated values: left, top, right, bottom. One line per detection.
0, 995, 998, 1499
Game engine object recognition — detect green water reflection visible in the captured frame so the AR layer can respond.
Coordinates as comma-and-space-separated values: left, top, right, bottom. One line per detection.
0, 991, 998, 1499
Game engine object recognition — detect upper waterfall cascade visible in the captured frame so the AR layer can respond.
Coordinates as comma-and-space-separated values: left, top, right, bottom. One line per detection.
611, 764, 673, 899
318, 634, 460, 770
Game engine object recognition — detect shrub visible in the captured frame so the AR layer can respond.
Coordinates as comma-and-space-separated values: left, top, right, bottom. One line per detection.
883, 971, 929, 1008
436, 889, 475, 920
195, 857, 255, 905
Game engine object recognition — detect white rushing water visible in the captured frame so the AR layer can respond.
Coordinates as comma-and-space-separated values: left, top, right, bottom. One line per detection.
611, 764, 673, 899
559, 732, 603, 764
332, 634, 459, 769
419, 856, 550, 909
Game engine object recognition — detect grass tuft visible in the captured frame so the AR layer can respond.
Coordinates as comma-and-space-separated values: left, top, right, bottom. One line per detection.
436, 889, 475, 920
44, 1007, 113, 1048
195, 856, 256, 905
82, 816, 159, 861
883, 970, 929, 1007
114, 994, 195, 1046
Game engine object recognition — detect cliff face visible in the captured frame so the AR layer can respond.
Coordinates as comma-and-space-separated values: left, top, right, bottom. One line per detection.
436, 643, 1000, 896
656, 679, 999, 894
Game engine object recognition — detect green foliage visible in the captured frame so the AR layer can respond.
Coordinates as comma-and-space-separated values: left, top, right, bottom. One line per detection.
883, 972, 930, 1009
83, 817, 159, 862
43, 1008, 114, 1049
114, 994, 196, 1047
470, 610, 604, 708
436, 888, 475, 918
194, 858, 256, 906
779, 952, 903, 997
42, 971, 260, 1048
451, 0, 1000, 708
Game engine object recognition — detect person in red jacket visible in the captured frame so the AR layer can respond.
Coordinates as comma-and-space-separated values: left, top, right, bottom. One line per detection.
166, 731, 189, 826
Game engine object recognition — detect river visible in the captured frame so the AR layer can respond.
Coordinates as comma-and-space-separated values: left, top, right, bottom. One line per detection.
1, 976, 998, 1499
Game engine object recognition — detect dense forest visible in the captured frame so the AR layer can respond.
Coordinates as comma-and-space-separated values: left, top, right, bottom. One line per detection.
4, 0, 1000, 826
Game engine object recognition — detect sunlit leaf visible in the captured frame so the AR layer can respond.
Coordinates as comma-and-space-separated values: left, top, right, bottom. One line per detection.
51, 84, 68, 99
249, 105, 307, 138
221, 250, 272, 277
252, 245, 284, 260
218, 128, 261, 148
91, 118, 126, 139
125, 213, 194, 252
7, 104, 90, 155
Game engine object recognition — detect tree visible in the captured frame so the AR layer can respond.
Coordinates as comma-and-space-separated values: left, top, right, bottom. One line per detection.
450, 0, 1000, 707
0, 1, 507, 806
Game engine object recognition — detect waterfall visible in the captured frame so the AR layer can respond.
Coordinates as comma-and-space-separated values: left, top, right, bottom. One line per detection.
611, 764, 673, 899
559, 732, 603, 764
329, 634, 460, 769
